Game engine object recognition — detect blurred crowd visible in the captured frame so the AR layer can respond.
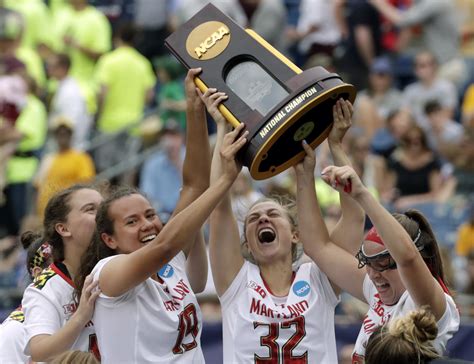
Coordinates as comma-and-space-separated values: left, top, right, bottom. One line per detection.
0, 0, 473, 326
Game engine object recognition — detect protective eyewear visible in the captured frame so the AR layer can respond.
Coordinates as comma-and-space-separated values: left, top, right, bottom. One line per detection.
355, 246, 397, 272
356, 229, 423, 272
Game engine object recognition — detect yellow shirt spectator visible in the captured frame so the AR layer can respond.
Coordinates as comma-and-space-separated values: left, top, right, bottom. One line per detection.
65, 5, 111, 83
5, 0, 51, 50
6, 94, 47, 184
35, 149, 95, 217
95, 45, 156, 133
462, 84, 474, 126
456, 222, 474, 257
16, 47, 46, 89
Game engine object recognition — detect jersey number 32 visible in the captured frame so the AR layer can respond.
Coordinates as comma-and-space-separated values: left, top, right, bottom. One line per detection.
254, 316, 307, 363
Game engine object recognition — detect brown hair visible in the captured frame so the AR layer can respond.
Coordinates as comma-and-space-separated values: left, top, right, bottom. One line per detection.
365, 306, 440, 364
400, 125, 430, 151
393, 209, 449, 293
241, 196, 301, 264
74, 186, 143, 303
43, 184, 97, 262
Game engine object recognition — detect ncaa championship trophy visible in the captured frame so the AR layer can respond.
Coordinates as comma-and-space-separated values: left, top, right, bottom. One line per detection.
165, 3, 356, 180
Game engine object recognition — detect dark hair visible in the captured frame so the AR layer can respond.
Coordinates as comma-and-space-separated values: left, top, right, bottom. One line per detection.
393, 209, 448, 293
424, 100, 442, 116
54, 53, 71, 70
43, 184, 96, 262
241, 196, 301, 264
20, 231, 52, 279
74, 186, 143, 303
400, 125, 430, 151
116, 23, 136, 45
365, 307, 440, 364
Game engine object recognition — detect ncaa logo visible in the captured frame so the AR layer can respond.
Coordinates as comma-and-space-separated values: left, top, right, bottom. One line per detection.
158, 264, 174, 278
293, 281, 310, 297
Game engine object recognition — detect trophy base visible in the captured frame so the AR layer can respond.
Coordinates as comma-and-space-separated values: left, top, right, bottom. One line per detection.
241, 70, 356, 180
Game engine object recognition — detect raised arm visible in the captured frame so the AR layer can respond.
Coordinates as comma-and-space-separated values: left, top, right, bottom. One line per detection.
201, 89, 245, 296
185, 231, 208, 294
323, 164, 447, 319
172, 68, 211, 217
99, 124, 248, 298
327, 99, 365, 255
295, 142, 365, 300
171, 69, 211, 289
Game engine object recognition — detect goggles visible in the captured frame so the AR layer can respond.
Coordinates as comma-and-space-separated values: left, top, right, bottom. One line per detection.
356, 246, 397, 272
356, 229, 423, 272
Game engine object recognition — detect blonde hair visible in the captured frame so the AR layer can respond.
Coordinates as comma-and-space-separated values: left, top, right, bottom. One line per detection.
365, 307, 440, 364
50, 351, 99, 364
241, 196, 302, 264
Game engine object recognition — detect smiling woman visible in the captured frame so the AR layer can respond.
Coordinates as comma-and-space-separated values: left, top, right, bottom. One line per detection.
73, 68, 248, 364
296, 152, 460, 363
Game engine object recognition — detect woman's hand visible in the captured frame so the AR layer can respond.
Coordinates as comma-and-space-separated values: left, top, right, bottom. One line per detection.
184, 68, 205, 111
321, 165, 367, 199
220, 123, 248, 183
198, 88, 228, 125
328, 98, 353, 145
294, 140, 316, 180
74, 275, 100, 324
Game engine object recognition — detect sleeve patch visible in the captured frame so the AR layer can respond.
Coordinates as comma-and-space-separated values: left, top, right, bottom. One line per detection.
32, 267, 56, 290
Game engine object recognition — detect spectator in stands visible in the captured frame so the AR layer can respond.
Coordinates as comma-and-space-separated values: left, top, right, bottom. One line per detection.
47, 53, 92, 150
133, 0, 172, 61
0, 75, 47, 237
155, 56, 186, 132
455, 203, 474, 258
139, 121, 184, 223
353, 56, 402, 139
439, 128, 474, 196
63, 0, 111, 84
228, 0, 289, 52
378, 125, 443, 210
370, 109, 413, 159
370, 0, 466, 89
0, 54, 27, 209
35, 118, 95, 219
286, 0, 341, 68
461, 83, 474, 127
423, 101, 464, 154
171, 0, 237, 29
364, 306, 440, 364
401, 50, 458, 133
0, 6, 46, 93
94, 23, 155, 176
0, 233, 52, 364
334, 0, 382, 91
464, 250, 474, 297
3, 0, 52, 58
